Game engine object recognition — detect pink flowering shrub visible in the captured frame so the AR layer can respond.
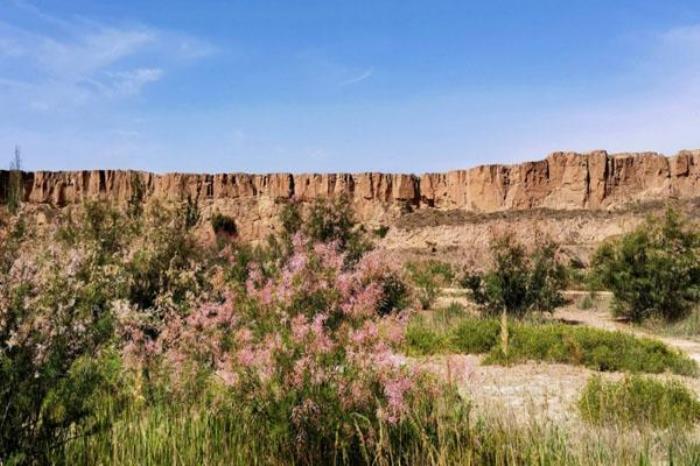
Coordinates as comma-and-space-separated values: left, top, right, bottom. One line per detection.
0, 201, 209, 463
126, 233, 436, 463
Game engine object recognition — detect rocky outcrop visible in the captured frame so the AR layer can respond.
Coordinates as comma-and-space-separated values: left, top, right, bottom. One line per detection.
2, 149, 700, 239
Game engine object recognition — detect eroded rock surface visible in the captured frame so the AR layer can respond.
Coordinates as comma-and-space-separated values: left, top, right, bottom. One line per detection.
2, 149, 699, 242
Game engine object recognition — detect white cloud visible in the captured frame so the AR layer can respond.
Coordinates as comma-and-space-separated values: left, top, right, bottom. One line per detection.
0, 2, 213, 111
105, 68, 164, 96
339, 67, 374, 86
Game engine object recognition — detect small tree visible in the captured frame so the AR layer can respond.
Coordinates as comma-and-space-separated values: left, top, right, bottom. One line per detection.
303, 195, 371, 266
406, 260, 454, 310
466, 233, 567, 318
591, 209, 700, 322
6, 146, 23, 214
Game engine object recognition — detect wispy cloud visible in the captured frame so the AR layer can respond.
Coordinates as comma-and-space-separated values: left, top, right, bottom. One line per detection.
0, 1, 214, 111
339, 67, 374, 86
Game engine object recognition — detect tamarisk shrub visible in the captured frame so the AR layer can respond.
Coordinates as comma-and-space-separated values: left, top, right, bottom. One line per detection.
124, 234, 439, 464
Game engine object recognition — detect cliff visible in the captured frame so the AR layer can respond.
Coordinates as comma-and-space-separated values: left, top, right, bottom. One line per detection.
2, 149, 700, 240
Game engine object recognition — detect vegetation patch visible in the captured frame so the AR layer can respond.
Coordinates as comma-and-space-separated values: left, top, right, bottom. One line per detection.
463, 232, 568, 317
591, 209, 700, 322
210, 212, 237, 236
405, 259, 455, 309
579, 375, 700, 429
407, 312, 697, 376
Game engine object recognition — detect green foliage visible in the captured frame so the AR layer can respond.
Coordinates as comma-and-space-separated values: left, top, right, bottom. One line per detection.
0, 279, 126, 463
126, 172, 145, 219
376, 272, 410, 316
484, 323, 697, 376
579, 375, 700, 429
52, 388, 700, 465
466, 233, 567, 317
126, 205, 205, 310
303, 195, 372, 265
279, 200, 303, 237
373, 224, 390, 238
182, 194, 201, 230
406, 315, 697, 376
591, 209, 700, 322
405, 315, 452, 355
406, 260, 454, 309
211, 212, 237, 236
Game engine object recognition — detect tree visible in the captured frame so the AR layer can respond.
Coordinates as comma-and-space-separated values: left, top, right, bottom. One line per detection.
465, 233, 567, 318
591, 209, 700, 322
6, 145, 23, 214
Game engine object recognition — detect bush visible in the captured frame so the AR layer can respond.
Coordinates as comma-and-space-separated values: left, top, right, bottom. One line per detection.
303, 195, 372, 266
119, 234, 439, 465
373, 225, 390, 238
466, 233, 567, 317
181, 194, 200, 230
0, 214, 129, 461
376, 272, 410, 316
591, 209, 700, 323
406, 260, 454, 309
211, 213, 237, 236
579, 375, 700, 429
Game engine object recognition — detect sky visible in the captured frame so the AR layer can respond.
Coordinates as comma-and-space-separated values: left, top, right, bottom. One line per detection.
2, 0, 700, 173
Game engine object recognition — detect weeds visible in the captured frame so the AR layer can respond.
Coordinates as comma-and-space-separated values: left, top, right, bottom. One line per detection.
579, 375, 700, 429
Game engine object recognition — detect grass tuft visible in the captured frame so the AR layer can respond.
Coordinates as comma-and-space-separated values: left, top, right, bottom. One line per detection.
579, 375, 700, 429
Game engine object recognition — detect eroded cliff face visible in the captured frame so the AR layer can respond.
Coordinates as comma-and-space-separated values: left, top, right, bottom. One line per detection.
2, 149, 700, 241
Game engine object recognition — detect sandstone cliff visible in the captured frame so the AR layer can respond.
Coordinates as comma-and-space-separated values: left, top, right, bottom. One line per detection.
2, 149, 699, 241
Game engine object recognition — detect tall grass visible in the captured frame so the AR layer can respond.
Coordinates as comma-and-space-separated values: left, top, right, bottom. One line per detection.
55, 392, 700, 466
579, 375, 700, 429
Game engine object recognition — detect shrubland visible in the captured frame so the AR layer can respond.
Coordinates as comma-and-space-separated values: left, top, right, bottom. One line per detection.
591, 208, 700, 323
2, 195, 700, 464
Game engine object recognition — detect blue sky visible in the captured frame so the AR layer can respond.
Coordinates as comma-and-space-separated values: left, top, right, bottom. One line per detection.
2, 0, 700, 173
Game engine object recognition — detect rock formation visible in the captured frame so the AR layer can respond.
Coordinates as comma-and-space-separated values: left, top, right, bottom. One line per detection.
2, 149, 699, 241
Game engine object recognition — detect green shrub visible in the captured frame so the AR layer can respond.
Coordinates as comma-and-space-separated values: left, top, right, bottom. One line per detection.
406, 315, 697, 376
579, 375, 700, 429
485, 323, 697, 376
279, 200, 303, 237
181, 194, 200, 230
376, 272, 410, 316
127, 206, 205, 310
591, 208, 700, 322
373, 225, 390, 238
451, 318, 500, 354
406, 260, 454, 309
303, 195, 372, 265
126, 172, 145, 219
466, 233, 567, 317
211, 213, 237, 236
405, 318, 452, 355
